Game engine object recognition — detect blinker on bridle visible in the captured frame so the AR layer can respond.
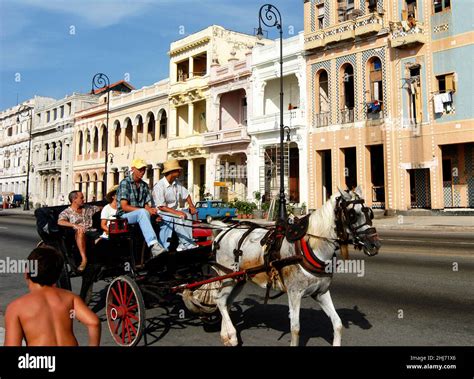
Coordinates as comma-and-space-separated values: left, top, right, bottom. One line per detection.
336, 196, 377, 250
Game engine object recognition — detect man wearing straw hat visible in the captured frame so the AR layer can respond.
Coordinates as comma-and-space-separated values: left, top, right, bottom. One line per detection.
116, 158, 165, 257
153, 159, 198, 251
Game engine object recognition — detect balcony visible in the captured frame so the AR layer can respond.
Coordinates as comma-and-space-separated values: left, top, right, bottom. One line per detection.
203, 127, 250, 147
304, 30, 325, 51
248, 109, 305, 135
36, 160, 62, 173
313, 112, 331, 128
355, 13, 383, 37
170, 75, 209, 97
339, 108, 355, 124
168, 134, 204, 151
324, 20, 355, 45
390, 22, 426, 48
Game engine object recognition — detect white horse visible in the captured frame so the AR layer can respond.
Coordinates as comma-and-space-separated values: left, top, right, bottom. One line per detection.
212, 186, 381, 346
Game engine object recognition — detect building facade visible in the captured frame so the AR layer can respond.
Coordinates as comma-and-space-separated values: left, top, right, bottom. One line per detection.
103, 80, 169, 193
304, 0, 473, 211
247, 32, 308, 207
31, 94, 99, 206
0, 97, 56, 206
167, 25, 267, 202
204, 50, 253, 202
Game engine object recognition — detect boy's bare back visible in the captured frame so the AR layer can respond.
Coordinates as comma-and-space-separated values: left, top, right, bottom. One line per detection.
5, 286, 99, 346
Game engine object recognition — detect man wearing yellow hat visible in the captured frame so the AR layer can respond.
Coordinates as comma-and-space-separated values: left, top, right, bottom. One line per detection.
116, 158, 165, 257
153, 159, 198, 251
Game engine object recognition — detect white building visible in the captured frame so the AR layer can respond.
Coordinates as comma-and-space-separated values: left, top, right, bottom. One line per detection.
247, 32, 308, 206
0, 97, 56, 205
30, 93, 98, 206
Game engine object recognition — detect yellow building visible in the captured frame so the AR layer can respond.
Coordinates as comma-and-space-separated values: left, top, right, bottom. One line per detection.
304, 0, 473, 211
167, 25, 267, 201
73, 80, 168, 199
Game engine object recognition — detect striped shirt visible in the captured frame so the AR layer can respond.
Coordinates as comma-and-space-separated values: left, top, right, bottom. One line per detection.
116, 174, 154, 216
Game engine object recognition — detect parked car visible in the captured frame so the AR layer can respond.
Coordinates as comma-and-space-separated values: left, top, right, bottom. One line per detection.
195, 200, 237, 223
12, 194, 24, 208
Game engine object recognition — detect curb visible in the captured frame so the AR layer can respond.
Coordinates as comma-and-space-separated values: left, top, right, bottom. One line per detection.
375, 224, 474, 232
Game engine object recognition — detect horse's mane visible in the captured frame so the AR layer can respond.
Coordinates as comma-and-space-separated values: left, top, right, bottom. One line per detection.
307, 194, 339, 243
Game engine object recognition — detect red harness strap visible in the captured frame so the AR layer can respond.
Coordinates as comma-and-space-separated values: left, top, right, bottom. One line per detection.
299, 237, 333, 275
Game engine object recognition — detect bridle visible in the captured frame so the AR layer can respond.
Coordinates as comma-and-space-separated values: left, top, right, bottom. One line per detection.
335, 195, 378, 255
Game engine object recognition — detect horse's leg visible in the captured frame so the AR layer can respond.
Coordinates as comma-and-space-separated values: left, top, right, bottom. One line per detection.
313, 290, 342, 346
288, 289, 303, 346
215, 280, 239, 346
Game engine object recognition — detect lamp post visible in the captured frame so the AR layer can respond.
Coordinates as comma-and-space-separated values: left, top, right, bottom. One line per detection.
91, 73, 111, 198
17, 105, 33, 211
257, 4, 286, 221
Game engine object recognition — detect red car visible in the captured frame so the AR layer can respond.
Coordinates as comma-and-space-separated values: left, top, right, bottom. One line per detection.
192, 221, 213, 246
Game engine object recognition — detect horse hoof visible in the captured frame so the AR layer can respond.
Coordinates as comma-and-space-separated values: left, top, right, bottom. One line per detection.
221, 336, 238, 347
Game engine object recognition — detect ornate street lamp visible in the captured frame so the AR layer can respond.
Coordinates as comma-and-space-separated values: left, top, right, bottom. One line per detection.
257, 4, 287, 221
91, 73, 111, 198
16, 105, 33, 211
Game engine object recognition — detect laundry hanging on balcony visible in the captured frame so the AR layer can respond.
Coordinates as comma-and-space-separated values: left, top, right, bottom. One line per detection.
433, 92, 452, 114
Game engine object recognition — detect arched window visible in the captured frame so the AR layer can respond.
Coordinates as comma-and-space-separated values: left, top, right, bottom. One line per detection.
159, 110, 167, 139
340, 63, 355, 123
367, 57, 383, 102
125, 119, 133, 146
78, 131, 83, 155
315, 69, 330, 127
136, 115, 143, 144
101, 125, 107, 152
93, 127, 99, 152
147, 112, 155, 142
50, 178, 55, 199
85, 129, 91, 153
114, 122, 121, 147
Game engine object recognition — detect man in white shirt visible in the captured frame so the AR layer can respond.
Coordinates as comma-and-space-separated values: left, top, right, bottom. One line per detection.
153, 159, 198, 251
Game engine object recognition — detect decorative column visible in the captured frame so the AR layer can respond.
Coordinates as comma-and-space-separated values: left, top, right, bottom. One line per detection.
187, 158, 195, 201
188, 102, 194, 135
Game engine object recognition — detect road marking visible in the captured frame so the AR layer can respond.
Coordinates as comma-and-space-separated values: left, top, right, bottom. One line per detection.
381, 238, 474, 245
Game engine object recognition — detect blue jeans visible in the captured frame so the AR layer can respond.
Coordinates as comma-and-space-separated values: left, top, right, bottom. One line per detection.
159, 210, 194, 249
121, 209, 159, 247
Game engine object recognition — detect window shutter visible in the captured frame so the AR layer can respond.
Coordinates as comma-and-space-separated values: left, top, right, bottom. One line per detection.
414, 83, 423, 123
445, 73, 456, 92
402, 10, 408, 20
370, 70, 382, 82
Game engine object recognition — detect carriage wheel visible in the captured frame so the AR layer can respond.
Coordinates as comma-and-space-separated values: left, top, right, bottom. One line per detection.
106, 276, 145, 347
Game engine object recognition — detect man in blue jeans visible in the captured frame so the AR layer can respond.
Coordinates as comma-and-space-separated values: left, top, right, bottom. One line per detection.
116, 158, 165, 257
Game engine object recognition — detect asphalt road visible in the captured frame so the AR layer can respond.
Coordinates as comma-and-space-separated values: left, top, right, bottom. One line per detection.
0, 212, 473, 346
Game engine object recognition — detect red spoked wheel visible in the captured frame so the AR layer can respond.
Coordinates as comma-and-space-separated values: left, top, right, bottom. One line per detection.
106, 276, 145, 347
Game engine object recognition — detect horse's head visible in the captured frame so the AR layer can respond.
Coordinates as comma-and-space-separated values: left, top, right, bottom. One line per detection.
336, 186, 381, 256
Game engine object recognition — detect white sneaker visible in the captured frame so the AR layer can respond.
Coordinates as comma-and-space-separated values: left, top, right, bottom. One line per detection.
185, 243, 199, 250
151, 243, 166, 257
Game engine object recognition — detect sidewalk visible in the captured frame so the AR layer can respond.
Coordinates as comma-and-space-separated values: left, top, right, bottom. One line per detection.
0, 208, 35, 216
373, 215, 474, 231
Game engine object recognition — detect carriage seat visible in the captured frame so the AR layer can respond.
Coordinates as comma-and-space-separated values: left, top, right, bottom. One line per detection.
34, 202, 107, 266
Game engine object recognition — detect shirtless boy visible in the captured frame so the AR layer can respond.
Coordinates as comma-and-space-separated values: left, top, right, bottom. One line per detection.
4, 246, 101, 346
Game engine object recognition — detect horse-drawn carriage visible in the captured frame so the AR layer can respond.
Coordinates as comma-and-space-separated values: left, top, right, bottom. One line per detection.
34, 187, 381, 347
34, 202, 221, 346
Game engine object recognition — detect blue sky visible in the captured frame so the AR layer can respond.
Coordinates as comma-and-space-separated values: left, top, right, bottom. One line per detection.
0, 0, 303, 110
